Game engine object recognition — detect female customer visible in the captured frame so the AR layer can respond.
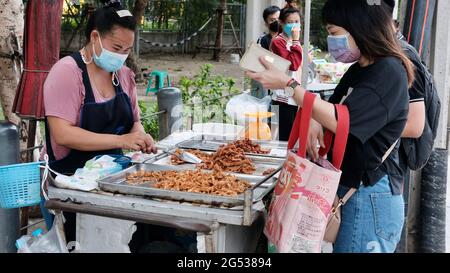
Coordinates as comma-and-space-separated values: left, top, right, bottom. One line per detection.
247, 0, 414, 253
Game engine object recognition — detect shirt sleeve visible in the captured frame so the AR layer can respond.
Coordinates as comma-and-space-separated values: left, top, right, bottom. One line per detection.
408, 65, 425, 103
43, 59, 83, 125
270, 38, 303, 71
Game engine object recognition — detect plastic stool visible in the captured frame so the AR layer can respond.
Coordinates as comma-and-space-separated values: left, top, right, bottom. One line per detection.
146, 70, 171, 95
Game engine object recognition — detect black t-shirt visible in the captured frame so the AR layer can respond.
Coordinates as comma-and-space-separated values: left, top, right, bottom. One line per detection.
257, 33, 272, 51
328, 57, 409, 195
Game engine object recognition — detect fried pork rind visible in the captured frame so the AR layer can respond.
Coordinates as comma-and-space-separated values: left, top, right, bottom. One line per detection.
125, 169, 251, 196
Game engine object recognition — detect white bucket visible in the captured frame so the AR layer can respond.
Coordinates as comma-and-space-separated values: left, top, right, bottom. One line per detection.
230, 54, 240, 64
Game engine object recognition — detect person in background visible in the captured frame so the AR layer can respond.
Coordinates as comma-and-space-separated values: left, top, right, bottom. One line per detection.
257, 6, 281, 51
383, 0, 426, 253
252, 6, 281, 99
270, 6, 303, 141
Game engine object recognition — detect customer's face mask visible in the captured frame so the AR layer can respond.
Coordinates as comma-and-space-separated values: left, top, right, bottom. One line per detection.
92, 31, 128, 73
283, 23, 301, 38
269, 20, 280, 33
327, 33, 361, 63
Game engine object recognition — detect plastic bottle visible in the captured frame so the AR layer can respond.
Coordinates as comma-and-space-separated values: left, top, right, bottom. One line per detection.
16, 235, 32, 253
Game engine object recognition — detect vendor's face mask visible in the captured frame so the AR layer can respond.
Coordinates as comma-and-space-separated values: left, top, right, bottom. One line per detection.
92, 32, 128, 73
327, 33, 361, 63
283, 23, 301, 38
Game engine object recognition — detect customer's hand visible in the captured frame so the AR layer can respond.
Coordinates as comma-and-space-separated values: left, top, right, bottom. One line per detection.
307, 119, 325, 161
245, 57, 292, 89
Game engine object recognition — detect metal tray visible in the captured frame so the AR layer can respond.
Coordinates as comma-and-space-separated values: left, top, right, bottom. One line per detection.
150, 151, 285, 177
176, 138, 288, 159
97, 164, 278, 207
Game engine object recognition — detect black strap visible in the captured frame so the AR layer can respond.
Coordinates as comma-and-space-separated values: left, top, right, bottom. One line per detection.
44, 117, 56, 162
71, 52, 96, 104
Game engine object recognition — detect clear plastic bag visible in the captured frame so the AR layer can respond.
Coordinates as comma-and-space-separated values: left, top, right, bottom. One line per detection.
225, 93, 272, 125
16, 213, 68, 253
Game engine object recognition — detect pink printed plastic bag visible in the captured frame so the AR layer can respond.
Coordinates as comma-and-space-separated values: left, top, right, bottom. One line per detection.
264, 92, 349, 253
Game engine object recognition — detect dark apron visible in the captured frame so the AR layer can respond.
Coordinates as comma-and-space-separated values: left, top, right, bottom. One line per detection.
45, 52, 134, 175
43, 52, 134, 241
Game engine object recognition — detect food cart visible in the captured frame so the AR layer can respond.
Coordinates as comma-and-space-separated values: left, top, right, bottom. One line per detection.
45, 133, 288, 253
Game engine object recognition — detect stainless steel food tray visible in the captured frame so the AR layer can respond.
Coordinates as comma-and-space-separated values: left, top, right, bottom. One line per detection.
150, 151, 285, 177
98, 163, 279, 207
176, 138, 288, 159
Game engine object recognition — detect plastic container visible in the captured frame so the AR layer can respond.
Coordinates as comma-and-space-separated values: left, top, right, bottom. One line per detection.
94, 155, 131, 170
192, 123, 244, 140
0, 161, 43, 209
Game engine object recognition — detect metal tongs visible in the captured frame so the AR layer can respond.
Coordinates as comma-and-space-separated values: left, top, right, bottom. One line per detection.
166, 149, 203, 164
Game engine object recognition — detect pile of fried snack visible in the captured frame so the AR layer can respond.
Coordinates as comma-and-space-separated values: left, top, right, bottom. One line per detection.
125, 139, 274, 197
171, 139, 271, 175
125, 169, 251, 196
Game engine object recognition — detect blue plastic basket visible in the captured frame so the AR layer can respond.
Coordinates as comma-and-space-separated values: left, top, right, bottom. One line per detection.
0, 161, 43, 209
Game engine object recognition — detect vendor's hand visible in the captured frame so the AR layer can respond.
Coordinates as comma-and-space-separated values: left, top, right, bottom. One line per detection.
144, 133, 158, 154
292, 26, 301, 41
245, 57, 292, 90
307, 119, 325, 161
120, 131, 157, 153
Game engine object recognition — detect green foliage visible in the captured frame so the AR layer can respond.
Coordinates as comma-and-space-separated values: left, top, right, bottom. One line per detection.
138, 100, 160, 140
179, 64, 240, 124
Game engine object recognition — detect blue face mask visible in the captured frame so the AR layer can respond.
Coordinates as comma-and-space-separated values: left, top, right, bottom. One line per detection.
327, 34, 361, 63
283, 23, 301, 38
92, 32, 128, 73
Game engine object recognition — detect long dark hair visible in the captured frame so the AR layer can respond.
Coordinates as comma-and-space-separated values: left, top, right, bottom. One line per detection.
322, 0, 415, 87
85, 0, 136, 43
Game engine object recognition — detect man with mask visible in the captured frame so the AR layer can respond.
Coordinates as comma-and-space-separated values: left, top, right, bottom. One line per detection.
257, 6, 281, 51
252, 6, 281, 99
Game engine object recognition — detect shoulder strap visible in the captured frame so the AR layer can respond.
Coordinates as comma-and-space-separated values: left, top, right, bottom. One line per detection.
382, 139, 399, 163
71, 52, 95, 104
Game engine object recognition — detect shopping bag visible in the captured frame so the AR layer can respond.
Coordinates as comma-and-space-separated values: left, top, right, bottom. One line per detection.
264, 92, 349, 253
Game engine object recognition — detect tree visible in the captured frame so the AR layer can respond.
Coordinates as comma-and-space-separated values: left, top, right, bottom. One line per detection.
213, 0, 227, 61
125, 0, 149, 77
0, 0, 24, 125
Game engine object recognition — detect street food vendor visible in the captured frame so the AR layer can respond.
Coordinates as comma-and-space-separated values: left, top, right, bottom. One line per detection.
42, 0, 156, 242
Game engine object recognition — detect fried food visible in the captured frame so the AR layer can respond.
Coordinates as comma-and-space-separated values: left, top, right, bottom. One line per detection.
262, 168, 276, 176
170, 149, 212, 165
125, 169, 251, 196
232, 139, 271, 154
199, 144, 256, 174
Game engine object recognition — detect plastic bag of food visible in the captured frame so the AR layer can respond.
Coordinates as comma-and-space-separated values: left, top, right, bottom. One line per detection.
225, 93, 272, 125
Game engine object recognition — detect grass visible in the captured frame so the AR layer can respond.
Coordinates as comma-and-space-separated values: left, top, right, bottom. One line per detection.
0, 107, 4, 120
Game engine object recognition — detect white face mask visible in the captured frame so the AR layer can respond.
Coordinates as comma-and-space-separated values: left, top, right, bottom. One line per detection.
92, 31, 128, 72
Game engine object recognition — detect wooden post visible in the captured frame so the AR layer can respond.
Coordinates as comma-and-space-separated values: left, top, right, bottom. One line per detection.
19, 119, 37, 235
213, 0, 227, 62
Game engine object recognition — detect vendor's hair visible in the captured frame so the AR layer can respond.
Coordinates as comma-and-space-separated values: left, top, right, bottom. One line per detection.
85, 0, 136, 43
279, 6, 300, 23
322, 0, 415, 87
263, 6, 281, 23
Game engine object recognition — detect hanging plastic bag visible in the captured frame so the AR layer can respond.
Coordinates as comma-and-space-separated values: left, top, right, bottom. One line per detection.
225, 93, 272, 125
16, 213, 68, 253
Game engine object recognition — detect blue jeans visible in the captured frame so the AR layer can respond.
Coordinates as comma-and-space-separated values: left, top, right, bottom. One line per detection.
333, 176, 405, 253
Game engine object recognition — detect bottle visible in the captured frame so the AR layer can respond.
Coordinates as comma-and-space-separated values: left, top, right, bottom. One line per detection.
16, 236, 32, 253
